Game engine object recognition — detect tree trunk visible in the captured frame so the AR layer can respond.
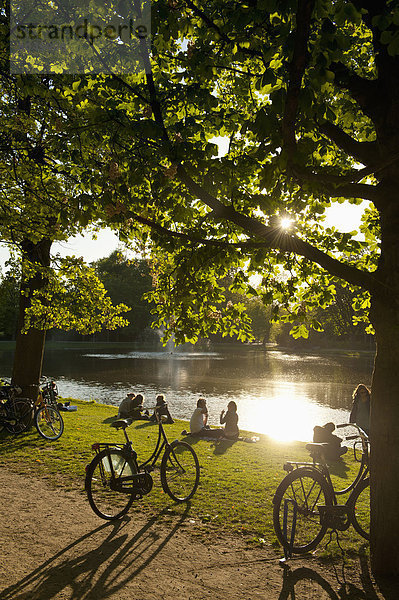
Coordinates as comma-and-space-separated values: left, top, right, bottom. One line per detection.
12, 238, 52, 401
369, 296, 399, 576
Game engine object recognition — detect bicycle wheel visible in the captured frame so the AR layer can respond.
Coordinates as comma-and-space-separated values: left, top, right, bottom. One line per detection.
348, 477, 370, 540
5, 399, 33, 434
160, 441, 200, 502
34, 406, 64, 441
85, 448, 138, 520
273, 467, 333, 554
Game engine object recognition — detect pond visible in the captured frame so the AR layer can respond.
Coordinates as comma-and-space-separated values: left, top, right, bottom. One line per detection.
0, 343, 374, 442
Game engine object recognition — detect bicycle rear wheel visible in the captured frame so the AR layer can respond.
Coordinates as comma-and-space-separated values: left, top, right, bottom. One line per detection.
5, 399, 33, 434
160, 441, 200, 502
348, 477, 370, 540
35, 406, 64, 441
273, 467, 333, 554
85, 448, 138, 519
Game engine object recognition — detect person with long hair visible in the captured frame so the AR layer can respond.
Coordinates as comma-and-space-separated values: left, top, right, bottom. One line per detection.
189, 398, 223, 438
220, 400, 239, 440
349, 383, 371, 434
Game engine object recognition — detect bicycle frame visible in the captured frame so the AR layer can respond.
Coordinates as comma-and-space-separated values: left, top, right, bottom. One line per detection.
280, 423, 370, 533
139, 418, 172, 470
35, 378, 59, 411
283, 423, 369, 499
89, 408, 174, 492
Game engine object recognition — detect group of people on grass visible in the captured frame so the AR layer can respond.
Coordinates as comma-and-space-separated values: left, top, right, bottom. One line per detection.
189, 397, 239, 440
117, 391, 239, 441
118, 392, 174, 424
117, 381, 370, 452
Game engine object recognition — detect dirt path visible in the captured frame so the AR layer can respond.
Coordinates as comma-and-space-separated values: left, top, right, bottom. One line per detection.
0, 468, 395, 600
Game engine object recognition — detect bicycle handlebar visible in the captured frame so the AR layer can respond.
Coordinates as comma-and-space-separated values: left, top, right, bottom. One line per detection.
336, 422, 368, 437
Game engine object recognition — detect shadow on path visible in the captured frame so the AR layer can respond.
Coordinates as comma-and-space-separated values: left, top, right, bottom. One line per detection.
1, 506, 190, 600
277, 546, 398, 600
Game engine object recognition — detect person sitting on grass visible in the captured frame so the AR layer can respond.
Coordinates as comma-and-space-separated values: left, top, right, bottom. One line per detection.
150, 394, 174, 424
313, 422, 348, 461
118, 393, 149, 420
189, 398, 223, 438
220, 401, 239, 440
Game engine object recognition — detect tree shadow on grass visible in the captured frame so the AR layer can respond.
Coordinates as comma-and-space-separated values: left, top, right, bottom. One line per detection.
102, 415, 119, 424
1, 505, 191, 600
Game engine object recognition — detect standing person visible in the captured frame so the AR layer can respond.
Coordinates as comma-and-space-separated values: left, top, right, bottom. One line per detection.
189, 398, 222, 438
349, 384, 371, 435
220, 401, 239, 440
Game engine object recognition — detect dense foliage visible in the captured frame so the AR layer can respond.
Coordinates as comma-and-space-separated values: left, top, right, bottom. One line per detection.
3, 0, 399, 575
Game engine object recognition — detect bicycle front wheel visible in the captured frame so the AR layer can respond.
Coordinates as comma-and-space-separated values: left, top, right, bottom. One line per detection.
273, 467, 333, 554
348, 477, 370, 540
5, 399, 33, 434
35, 406, 64, 441
161, 441, 200, 502
85, 448, 138, 520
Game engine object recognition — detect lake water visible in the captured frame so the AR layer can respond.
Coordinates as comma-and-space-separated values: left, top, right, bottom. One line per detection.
0, 343, 374, 442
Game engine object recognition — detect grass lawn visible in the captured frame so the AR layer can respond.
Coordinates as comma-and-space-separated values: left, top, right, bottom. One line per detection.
0, 398, 369, 558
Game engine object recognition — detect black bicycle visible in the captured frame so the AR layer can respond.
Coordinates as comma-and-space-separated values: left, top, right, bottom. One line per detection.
85, 405, 200, 520
0, 381, 33, 434
33, 377, 64, 441
273, 423, 370, 555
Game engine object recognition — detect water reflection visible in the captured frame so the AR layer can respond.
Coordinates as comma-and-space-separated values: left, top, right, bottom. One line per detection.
0, 344, 373, 442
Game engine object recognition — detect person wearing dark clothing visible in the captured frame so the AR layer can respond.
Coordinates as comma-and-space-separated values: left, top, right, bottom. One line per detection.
313, 422, 348, 461
118, 393, 149, 420
220, 401, 239, 440
349, 384, 370, 435
150, 394, 174, 424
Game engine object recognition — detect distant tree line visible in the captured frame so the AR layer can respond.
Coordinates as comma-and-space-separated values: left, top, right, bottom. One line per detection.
0, 251, 153, 343
0, 251, 373, 348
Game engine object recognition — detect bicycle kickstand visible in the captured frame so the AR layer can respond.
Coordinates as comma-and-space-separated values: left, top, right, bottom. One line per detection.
279, 499, 297, 568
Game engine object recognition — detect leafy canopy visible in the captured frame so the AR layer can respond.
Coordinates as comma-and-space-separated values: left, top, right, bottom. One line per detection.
4, 0, 392, 343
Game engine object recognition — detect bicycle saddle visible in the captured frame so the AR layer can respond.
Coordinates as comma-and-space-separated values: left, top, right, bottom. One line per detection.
111, 418, 132, 430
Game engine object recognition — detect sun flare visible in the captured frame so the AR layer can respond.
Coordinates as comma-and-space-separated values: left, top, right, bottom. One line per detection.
280, 217, 293, 231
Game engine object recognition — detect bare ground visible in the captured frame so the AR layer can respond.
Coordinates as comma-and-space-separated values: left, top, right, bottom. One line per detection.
0, 467, 397, 600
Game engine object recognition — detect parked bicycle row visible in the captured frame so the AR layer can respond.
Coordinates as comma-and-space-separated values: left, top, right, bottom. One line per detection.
0, 376, 69, 441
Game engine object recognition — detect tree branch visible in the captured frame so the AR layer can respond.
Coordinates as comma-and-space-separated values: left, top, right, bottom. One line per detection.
183, 0, 263, 58
175, 165, 381, 294
282, 0, 316, 158
319, 121, 379, 166
329, 62, 382, 123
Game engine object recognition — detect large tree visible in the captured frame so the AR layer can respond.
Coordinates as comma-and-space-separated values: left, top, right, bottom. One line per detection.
57, 0, 398, 575
0, 64, 130, 397
6, 0, 399, 575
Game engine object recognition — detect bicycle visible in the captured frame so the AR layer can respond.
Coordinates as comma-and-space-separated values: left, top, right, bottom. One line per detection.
0, 381, 33, 434
33, 377, 64, 441
273, 423, 370, 555
85, 405, 200, 520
